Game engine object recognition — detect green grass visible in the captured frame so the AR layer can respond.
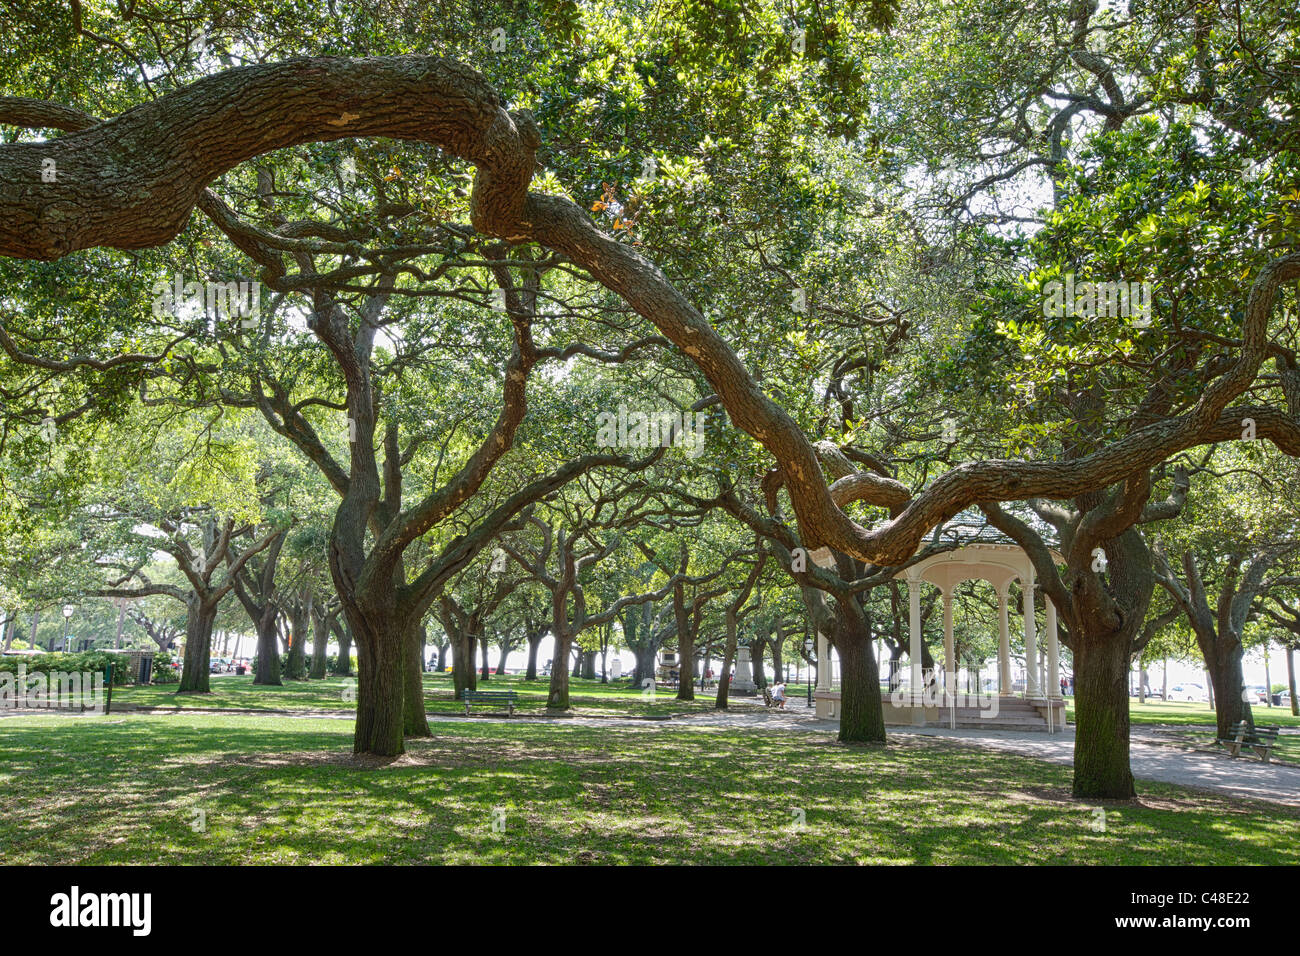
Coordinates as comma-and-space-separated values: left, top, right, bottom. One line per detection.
1065, 697, 1300, 729
112, 672, 716, 718
1151, 727, 1300, 764
0, 711, 1296, 864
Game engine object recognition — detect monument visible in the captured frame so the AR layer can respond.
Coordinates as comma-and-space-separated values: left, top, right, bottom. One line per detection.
732, 645, 757, 694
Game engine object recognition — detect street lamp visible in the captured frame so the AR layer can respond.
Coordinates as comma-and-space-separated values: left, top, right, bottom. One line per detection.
804, 637, 814, 708
62, 604, 74, 652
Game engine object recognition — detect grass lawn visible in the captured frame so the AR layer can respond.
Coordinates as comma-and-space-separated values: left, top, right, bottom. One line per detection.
0, 711, 1296, 865
112, 672, 716, 718
1062, 698, 1300, 763
1151, 726, 1300, 764
1066, 697, 1300, 729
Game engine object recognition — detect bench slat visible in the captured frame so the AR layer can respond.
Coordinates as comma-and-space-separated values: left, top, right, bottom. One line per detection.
1217, 721, 1280, 761
463, 690, 518, 715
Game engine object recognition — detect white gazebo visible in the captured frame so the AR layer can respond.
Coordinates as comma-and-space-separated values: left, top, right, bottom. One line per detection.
810, 541, 1067, 732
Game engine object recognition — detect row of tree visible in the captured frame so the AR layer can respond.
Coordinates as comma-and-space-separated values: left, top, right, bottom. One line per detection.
2, 0, 1299, 800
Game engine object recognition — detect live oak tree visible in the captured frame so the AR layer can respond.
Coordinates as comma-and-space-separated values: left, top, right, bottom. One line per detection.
3, 2, 1299, 787
856, 0, 1300, 795
1257, 584, 1300, 719
634, 538, 748, 702
1152, 445, 1300, 735
437, 558, 527, 700
500, 469, 698, 709
23, 405, 288, 692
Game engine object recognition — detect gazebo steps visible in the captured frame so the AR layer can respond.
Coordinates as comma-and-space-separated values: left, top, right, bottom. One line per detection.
815, 690, 1068, 732
874, 694, 1067, 732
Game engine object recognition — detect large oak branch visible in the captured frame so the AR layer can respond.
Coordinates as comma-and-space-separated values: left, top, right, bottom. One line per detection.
3, 57, 1297, 568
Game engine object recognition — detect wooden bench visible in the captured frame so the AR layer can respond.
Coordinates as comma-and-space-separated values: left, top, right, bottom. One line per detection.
1217, 720, 1280, 762
463, 690, 517, 716
762, 686, 786, 708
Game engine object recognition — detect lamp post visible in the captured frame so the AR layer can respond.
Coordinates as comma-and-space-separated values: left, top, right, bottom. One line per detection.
805, 637, 814, 708
62, 604, 74, 652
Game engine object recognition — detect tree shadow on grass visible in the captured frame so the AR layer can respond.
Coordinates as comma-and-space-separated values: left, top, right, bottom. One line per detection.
2, 715, 1297, 864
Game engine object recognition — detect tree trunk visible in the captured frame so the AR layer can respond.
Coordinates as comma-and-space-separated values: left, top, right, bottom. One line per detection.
715, 612, 740, 709
1210, 645, 1252, 739
1287, 647, 1298, 717
451, 631, 476, 699
547, 629, 572, 708
836, 621, 887, 743
751, 637, 767, 689
253, 615, 282, 686
632, 643, 656, 688
771, 634, 784, 685
480, 635, 492, 680
1072, 631, 1135, 798
177, 596, 217, 693
403, 620, 430, 738
284, 599, 309, 680
349, 607, 405, 757
309, 611, 330, 679
436, 641, 448, 673
526, 633, 541, 681
581, 649, 596, 680
674, 588, 695, 702
335, 620, 353, 675
675, 636, 695, 701
496, 640, 509, 675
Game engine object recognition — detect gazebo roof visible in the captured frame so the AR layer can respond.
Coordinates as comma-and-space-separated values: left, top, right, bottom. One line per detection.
894, 541, 1061, 593
896, 513, 1063, 594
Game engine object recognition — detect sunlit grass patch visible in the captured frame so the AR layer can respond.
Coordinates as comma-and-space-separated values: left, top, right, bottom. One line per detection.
0, 712, 1294, 865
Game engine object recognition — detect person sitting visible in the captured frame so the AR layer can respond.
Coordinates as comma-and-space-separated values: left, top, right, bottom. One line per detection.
771, 681, 787, 709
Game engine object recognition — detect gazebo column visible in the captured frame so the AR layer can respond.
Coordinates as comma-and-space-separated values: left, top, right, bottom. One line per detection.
942, 587, 954, 703
907, 572, 925, 726
1023, 573, 1039, 697
908, 573, 922, 703
1046, 597, 1060, 699
997, 585, 1012, 696
816, 631, 831, 691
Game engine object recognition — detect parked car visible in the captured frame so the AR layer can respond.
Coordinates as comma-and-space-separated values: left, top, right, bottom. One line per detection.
1169, 683, 1208, 702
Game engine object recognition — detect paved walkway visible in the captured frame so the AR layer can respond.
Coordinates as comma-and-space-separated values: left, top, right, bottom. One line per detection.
669, 701, 1300, 806
899, 725, 1300, 806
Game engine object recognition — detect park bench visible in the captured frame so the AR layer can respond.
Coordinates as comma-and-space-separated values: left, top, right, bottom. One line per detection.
463, 690, 517, 716
762, 686, 786, 708
1217, 720, 1280, 762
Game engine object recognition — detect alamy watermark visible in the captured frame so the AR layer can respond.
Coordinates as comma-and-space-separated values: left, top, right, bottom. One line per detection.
595, 405, 707, 458
1, 664, 106, 713
151, 275, 261, 328
50, 886, 151, 936
1042, 274, 1153, 327
890, 681, 1001, 719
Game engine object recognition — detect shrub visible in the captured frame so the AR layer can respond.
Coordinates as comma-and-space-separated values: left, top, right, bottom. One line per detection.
0, 651, 131, 685
151, 652, 179, 683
